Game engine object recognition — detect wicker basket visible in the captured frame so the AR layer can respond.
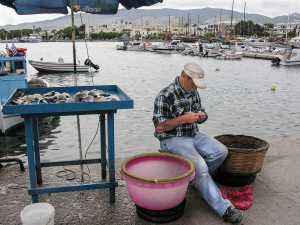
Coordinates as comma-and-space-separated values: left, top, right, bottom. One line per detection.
215, 135, 269, 175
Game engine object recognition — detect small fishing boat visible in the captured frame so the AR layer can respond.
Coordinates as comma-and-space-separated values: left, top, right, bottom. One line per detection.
0, 45, 49, 134
29, 58, 99, 74
0, 48, 49, 134
0, 53, 27, 133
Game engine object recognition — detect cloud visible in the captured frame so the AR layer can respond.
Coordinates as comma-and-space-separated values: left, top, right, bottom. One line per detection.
148, 0, 300, 17
0, 5, 63, 26
0, 0, 299, 26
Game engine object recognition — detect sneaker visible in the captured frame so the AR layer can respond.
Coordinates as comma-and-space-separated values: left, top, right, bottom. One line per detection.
223, 207, 243, 224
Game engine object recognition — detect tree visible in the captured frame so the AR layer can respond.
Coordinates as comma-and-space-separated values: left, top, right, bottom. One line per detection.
78, 24, 85, 39
63, 26, 74, 39
34, 27, 42, 33
253, 24, 265, 36
0, 29, 8, 40
264, 23, 274, 29
90, 31, 124, 40
204, 32, 215, 41
21, 29, 33, 36
234, 20, 267, 37
288, 26, 297, 38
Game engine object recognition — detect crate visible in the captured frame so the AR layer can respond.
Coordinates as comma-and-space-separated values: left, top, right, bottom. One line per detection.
3, 85, 133, 116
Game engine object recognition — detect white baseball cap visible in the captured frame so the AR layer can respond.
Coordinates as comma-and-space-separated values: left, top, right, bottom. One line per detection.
183, 63, 206, 89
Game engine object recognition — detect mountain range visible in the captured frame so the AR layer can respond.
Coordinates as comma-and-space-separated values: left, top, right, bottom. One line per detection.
1, 7, 300, 31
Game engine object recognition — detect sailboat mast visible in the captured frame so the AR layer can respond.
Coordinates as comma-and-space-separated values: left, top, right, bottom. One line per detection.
230, 0, 235, 34
243, 1, 247, 37
286, 13, 290, 42
244, 1, 247, 23
71, 9, 77, 79
168, 15, 171, 32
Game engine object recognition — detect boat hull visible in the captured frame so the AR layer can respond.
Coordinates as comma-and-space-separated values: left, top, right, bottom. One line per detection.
281, 60, 300, 66
0, 108, 23, 134
216, 53, 243, 60
29, 60, 90, 73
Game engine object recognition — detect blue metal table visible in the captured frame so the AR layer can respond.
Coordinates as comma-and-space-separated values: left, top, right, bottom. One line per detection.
3, 85, 134, 203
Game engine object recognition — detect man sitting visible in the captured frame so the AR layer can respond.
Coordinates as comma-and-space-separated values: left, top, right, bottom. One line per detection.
152, 62, 243, 224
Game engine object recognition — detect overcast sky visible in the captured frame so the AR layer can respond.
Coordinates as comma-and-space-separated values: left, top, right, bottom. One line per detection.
0, 0, 299, 26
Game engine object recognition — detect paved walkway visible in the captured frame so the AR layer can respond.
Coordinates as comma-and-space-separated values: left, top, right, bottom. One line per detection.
0, 137, 299, 225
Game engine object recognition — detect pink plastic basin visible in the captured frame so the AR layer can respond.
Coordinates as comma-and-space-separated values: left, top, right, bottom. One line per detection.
121, 153, 195, 211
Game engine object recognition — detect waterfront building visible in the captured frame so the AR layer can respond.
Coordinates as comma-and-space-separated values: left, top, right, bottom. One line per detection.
273, 22, 300, 37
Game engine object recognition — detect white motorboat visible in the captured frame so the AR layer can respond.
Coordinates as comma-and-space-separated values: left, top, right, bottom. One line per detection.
272, 49, 300, 66
244, 38, 274, 48
29, 57, 99, 73
181, 47, 199, 56
289, 36, 300, 48
216, 51, 243, 60
153, 40, 186, 53
202, 43, 222, 58
116, 44, 126, 50
116, 41, 149, 52
125, 41, 145, 51
20, 34, 42, 43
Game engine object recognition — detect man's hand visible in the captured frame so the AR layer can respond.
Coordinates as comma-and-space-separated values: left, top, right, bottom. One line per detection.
182, 112, 206, 124
155, 112, 207, 133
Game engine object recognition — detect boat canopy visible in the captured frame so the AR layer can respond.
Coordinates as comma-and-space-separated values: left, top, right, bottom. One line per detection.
0, 56, 27, 76
0, 0, 163, 15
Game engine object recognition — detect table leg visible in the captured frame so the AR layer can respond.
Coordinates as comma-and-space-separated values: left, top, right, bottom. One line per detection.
33, 118, 42, 185
24, 117, 39, 203
100, 114, 107, 180
107, 113, 115, 203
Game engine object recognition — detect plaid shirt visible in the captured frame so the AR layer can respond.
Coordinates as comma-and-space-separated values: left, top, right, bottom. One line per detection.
153, 77, 203, 140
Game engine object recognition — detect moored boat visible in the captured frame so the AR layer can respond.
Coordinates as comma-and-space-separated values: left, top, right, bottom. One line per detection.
216, 51, 243, 60
272, 48, 300, 66
0, 55, 27, 134
153, 40, 186, 53
29, 58, 99, 73
0, 47, 51, 134
288, 36, 300, 48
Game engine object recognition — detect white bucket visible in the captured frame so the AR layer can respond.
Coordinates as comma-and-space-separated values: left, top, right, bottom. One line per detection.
20, 203, 55, 225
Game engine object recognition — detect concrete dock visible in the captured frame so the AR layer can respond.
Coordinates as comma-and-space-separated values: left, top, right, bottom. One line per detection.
0, 136, 300, 225
243, 52, 281, 60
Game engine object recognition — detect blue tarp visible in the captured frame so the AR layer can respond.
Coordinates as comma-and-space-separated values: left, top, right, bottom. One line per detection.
15, 0, 69, 14
120, 0, 163, 9
0, 0, 163, 15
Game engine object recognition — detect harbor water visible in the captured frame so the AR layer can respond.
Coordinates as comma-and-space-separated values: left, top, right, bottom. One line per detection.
0, 42, 300, 162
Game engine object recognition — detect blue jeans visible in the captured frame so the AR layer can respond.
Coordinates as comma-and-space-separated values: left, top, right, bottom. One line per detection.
160, 132, 232, 217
